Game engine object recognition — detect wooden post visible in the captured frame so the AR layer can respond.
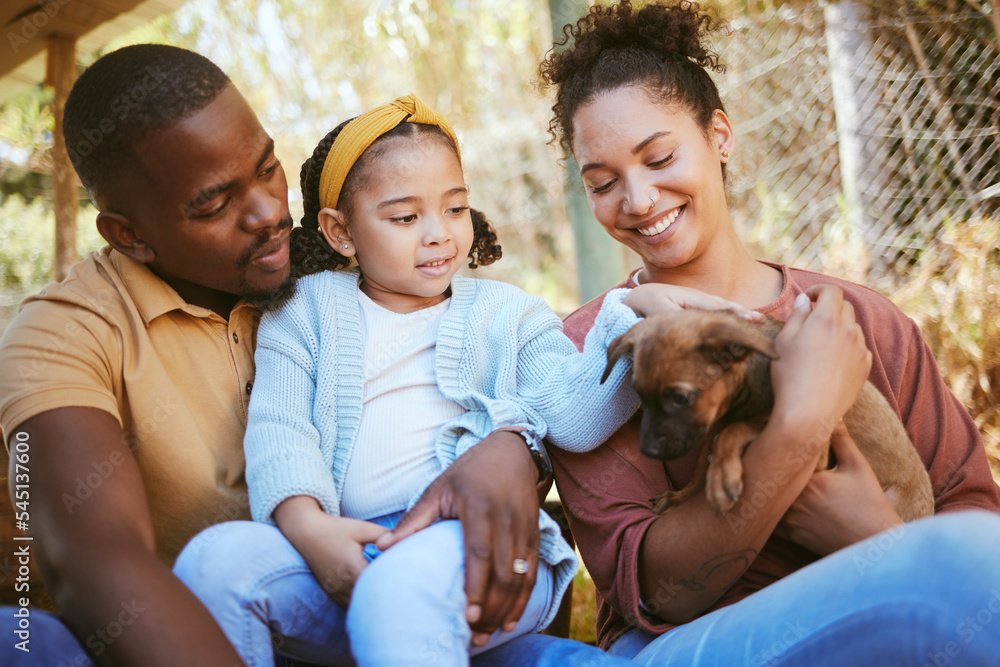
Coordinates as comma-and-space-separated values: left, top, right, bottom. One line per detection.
46, 35, 79, 282
548, 0, 626, 303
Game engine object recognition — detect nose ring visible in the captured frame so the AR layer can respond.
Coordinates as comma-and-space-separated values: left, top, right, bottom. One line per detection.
625, 192, 659, 214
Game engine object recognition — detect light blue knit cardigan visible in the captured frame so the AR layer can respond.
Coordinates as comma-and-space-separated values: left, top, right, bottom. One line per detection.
245, 268, 640, 626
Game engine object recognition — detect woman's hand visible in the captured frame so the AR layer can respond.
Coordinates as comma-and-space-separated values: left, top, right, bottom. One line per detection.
624, 282, 761, 319
774, 421, 903, 556
771, 285, 871, 444
375, 430, 540, 646
273, 496, 388, 607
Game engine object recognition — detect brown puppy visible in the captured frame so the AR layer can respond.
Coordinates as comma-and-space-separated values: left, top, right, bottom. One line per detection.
602, 310, 934, 521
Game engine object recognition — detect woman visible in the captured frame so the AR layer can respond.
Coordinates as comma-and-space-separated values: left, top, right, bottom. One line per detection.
536, 1, 1000, 664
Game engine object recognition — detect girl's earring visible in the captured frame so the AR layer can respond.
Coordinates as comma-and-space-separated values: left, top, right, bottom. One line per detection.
721, 150, 731, 160
343, 244, 349, 249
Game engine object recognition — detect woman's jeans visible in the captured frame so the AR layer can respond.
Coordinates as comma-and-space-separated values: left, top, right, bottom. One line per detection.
603, 510, 1000, 667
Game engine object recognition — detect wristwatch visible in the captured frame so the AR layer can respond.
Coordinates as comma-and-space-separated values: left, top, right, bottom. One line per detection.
519, 430, 552, 483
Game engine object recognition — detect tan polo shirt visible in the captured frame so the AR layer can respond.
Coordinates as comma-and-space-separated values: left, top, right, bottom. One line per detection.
0, 247, 259, 565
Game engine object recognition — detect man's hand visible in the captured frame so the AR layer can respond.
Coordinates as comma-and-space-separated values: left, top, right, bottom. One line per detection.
376, 430, 540, 646
273, 496, 387, 607
774, 422, 903, 556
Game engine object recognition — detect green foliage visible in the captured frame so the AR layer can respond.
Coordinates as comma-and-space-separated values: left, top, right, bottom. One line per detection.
0, 195, 105, 289
569, 564, 598, 645
0, 86, 53, 154
0, 86, 56, 203
743, 180, 799, 257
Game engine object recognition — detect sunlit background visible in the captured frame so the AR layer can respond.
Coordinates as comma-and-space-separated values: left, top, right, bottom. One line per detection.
4, 1, 997, 483
2, 0, 1000, 641
2, 0, 603, 314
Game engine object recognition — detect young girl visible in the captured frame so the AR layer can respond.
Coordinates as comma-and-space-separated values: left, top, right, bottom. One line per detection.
175, 94, 750, 666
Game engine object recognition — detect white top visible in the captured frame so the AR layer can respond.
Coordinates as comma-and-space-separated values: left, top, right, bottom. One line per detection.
339, 290, 464, 520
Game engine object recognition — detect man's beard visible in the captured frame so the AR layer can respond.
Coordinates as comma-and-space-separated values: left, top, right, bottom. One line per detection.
241, 270, 297, 312
240, 273, 297, 313
237, 216, 297, 312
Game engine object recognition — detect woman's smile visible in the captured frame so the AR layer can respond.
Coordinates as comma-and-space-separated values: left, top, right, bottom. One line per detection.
635, 205, 684, 238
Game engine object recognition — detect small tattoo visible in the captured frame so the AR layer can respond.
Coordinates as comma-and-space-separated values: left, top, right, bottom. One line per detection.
681, 549, 757, 591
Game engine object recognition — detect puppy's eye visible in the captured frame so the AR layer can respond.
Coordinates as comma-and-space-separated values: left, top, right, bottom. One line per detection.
662, 388, 696, 409
726, 343, 748, 359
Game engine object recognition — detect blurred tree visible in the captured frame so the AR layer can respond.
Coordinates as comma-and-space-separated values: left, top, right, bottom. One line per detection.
548, 0, 627, 302
0, 85, 55, 202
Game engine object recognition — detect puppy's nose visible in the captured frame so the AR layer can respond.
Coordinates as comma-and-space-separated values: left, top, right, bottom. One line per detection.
640, 436, 671, 460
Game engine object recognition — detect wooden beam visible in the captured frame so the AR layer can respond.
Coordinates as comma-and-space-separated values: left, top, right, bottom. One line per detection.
46, 34, 78, 282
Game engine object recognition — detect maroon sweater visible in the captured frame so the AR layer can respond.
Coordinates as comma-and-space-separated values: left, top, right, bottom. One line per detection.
551, 262, 1000, 649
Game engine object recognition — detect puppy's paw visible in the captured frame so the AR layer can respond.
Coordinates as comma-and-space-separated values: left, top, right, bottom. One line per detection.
651, 490, 680, 514
706, 462, 743, 514
723, 469, 744, 508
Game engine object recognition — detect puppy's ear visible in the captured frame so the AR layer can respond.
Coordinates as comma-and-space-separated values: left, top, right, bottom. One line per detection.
602, 331, 636, 384
698, 320, 778, 368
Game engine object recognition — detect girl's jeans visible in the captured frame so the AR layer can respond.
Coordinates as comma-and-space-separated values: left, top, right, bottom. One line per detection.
172, 516, 556, 666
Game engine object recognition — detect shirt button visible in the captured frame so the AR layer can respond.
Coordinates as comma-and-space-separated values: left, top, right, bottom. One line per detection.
232, 332, 239, 344
245, 381, 253, 395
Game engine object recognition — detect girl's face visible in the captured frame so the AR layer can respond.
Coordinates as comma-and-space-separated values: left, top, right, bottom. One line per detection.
571, 85, 734, 276
334, 136, 474, 313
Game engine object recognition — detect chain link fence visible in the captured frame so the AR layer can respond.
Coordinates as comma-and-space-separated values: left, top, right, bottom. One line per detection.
721, 0, 998, 279
715, 0, 1000, 474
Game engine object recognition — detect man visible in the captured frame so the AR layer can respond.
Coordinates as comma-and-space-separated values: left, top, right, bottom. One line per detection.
0, 44, 561, 666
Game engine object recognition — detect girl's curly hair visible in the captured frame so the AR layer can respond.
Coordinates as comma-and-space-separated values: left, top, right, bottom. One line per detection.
539, 0, 729, 155
292, 120, 501, 281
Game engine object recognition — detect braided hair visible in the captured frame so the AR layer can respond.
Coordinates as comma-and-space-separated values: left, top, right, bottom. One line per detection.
539, 1, 729, 156
293, 120, 502, 280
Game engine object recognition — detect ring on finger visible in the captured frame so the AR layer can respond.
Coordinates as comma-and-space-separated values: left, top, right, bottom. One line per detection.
512, 558, 528, 575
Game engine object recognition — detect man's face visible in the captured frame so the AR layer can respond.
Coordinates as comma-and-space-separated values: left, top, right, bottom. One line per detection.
107, 84, 292, 307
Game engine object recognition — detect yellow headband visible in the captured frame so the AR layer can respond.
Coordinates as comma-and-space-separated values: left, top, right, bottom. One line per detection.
318, 94, 461, 210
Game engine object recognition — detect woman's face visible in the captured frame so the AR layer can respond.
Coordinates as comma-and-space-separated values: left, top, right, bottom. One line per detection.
571, 85, 734, 275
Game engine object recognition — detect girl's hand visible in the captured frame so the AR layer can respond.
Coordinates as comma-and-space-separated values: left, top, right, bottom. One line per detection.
273, 496, 388, 607
624, 283, 761, 320
774, 421, 903, 556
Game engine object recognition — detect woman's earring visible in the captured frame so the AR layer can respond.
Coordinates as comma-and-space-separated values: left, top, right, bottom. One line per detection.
343, 244, 349, 249
721, 150, 731, 160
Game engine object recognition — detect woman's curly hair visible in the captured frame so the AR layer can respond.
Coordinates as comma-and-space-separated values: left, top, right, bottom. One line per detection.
292, 120, 501, 281
539, 0, 730, 155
